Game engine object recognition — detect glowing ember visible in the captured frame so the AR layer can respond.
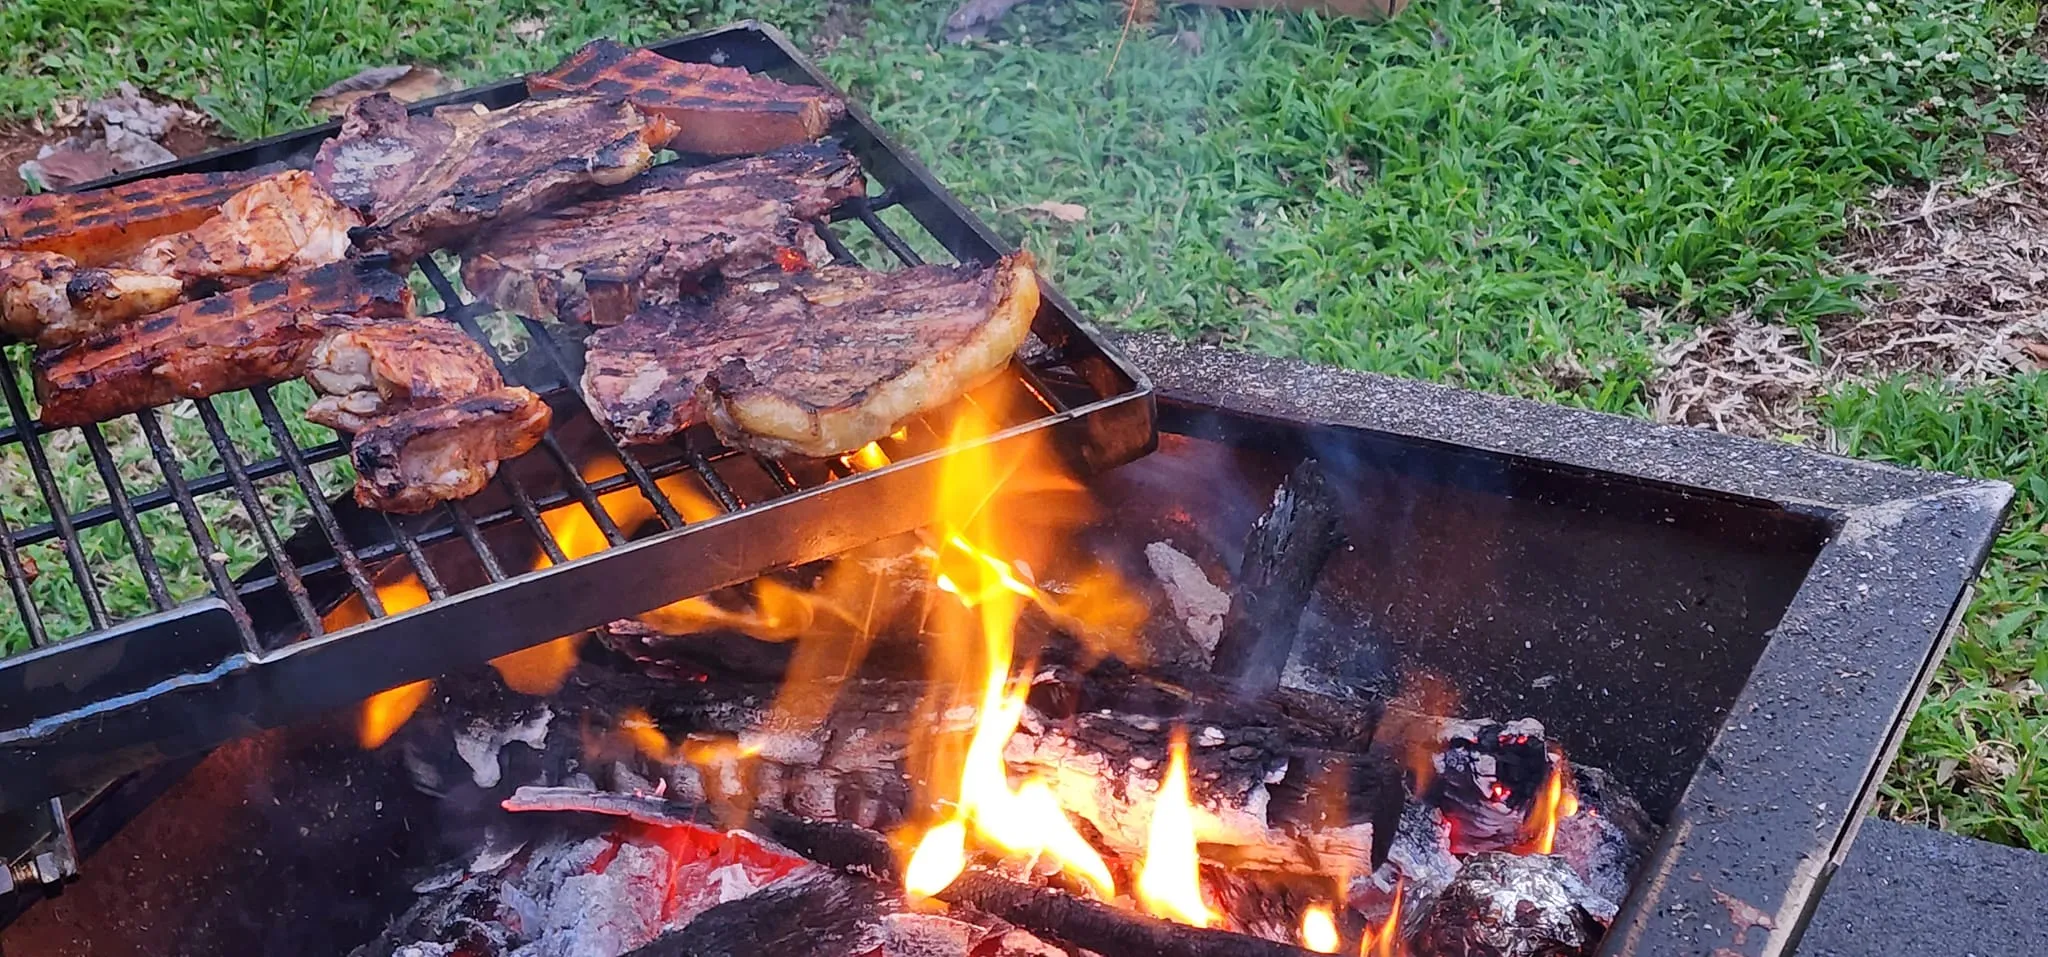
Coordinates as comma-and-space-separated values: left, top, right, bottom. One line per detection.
1362, 881, 1404, 957
1526, 757, 1576, 856
1135, 731, 1214, 927
1302, 903, 1341, 953
775, 246, 808, 272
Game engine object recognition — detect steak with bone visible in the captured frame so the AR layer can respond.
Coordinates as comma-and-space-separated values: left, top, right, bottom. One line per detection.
529, 39, 845, 156
314, 93, 673, 261
303, 316, 504, 432
461, 144, 865, 325
581, 252, 1037, 456
0, 169, 263, 265
31, 259, 413, 426
0, 250, 184, 347
348, 387, 553, 513
129, 170, 359, 285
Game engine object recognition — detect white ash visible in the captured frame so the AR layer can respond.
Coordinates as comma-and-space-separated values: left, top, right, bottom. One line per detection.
453, 707, 553, 789
515, 841, 670, 957
1144, 541, 1229, 654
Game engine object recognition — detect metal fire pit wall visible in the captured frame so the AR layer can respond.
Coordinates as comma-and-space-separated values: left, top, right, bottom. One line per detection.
1113, 334, 2009, 957
0, 22, 1153, 811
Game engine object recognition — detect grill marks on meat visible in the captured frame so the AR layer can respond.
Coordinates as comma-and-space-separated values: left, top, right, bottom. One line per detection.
582, 253, 1039, 456
31, 260, 413, 426
1, 250, 183, 347
314, 93, 672, 261
130, 171, 359, 284
530, 39, 845, 156
304, 317, 503, 432
462, 145, 865, 325
350, 387, 552, 513
0, 170, 262, 265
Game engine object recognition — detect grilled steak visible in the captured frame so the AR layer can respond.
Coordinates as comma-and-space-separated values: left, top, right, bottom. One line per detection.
1, 250, 183, 347
130, 171, 359, 284
33, 260, 413, 426
581, 252, 1038, 456
350, 387, 552, 513
304, 316, 503, 432
314, 93, 673, 261
530, 40, 845, 156
0, 170, 263, 265
461, 145, 864, 325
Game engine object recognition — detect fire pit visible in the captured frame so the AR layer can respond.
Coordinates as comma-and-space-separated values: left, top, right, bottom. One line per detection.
0, 22, 2009, 957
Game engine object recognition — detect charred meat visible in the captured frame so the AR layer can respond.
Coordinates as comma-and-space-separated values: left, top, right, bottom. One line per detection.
130, 171, 359, 284
462, 144, 864, 325
582, 252, 1038, 456
304, 316, 504, 432
314, 93, 673, 261
350, 387, 552, 513
1, 250, 183, 348
32, 260, 413, 426
0, 170, 263, 265
530, 40, 845, 156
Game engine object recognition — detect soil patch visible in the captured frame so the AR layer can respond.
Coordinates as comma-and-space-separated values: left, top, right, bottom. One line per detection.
0, 111, 231, 198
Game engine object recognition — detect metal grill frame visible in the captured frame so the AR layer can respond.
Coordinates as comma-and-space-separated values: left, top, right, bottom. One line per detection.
0, 21, 1155, 810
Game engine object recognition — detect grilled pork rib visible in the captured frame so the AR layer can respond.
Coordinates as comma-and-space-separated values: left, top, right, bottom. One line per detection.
350, 387, 552, 514
530, 40, 845, 156
1, 250, 184, 347
32, 260, 413, 426
314, 93, 673, 261
304, 317, 503, 432
462, 145, 865, 325
130, 171, 359, 284
0, 170, 263, 265
581, 252, 1038, 457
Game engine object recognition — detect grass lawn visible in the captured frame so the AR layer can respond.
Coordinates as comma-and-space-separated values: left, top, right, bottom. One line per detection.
4, 0, 2048, 846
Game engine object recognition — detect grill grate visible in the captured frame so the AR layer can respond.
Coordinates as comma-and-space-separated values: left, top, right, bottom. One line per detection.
0, 22, 1154, 811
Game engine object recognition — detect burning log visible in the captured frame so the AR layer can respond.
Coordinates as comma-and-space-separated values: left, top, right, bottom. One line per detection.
941, 870, 1323, 957
1209, 458, 1346, 695
622, 870, 889, 957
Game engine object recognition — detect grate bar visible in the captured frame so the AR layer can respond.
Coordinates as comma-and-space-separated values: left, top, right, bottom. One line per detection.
4, 441, 348, 550
383, 516, 448, 601
0, 505, 48, 648
0, 354, 109, 632
135, 412, 257, 647
192, 399, 323, 638
516, 316, 684, 532
814, 221, 860, 266
683, 447, 745, 512
80, 426, 173, 611
853, 202, 926, 267
249, 388, 384, 618
446, 503, 508, 582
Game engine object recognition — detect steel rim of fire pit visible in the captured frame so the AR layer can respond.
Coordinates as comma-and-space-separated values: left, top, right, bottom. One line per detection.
1117, 334, 2010, 957
0, 22, 1153, 811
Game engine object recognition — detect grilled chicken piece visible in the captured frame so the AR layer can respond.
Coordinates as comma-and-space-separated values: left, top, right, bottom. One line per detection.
314, 93, 673, 261
0, 170, 263, 265
462, 145, 865, 325
582, 252, 1038, 456
529, 40, 845, 156
350, 387, 552, 513
304, 317, 503, 432
130, 171, 359, 283
1, 250, 184, 347
32, 260, 413, 427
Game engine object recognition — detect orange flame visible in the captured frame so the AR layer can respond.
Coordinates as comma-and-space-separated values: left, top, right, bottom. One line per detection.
1302, 904, 1340, 953
1526, 756, 1576, 855
1136, 730, 1214, 927
844, 441, 892, 472
327, 571, 435, 748
903, 393, 1130, 902
1362, 882, 1404, 957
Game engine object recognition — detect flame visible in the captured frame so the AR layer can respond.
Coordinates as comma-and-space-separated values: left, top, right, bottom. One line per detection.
1136, 731, 1214, 927
1302, 904, 1340, 953
1526, 756, 1577, 855
1362, 881, 1403, 957
903, 393, 1129, 902
844, 441, 892, 472
327, 571, 435, 748
1390, 671, 1459, 795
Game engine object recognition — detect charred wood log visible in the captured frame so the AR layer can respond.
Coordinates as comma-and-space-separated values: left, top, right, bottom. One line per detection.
942, 870, 1321, 957
1209, 458, 1346, 695
622, 870, 889, 957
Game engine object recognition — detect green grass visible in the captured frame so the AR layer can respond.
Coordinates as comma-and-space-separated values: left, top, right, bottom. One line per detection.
3, 0, 2047, 848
